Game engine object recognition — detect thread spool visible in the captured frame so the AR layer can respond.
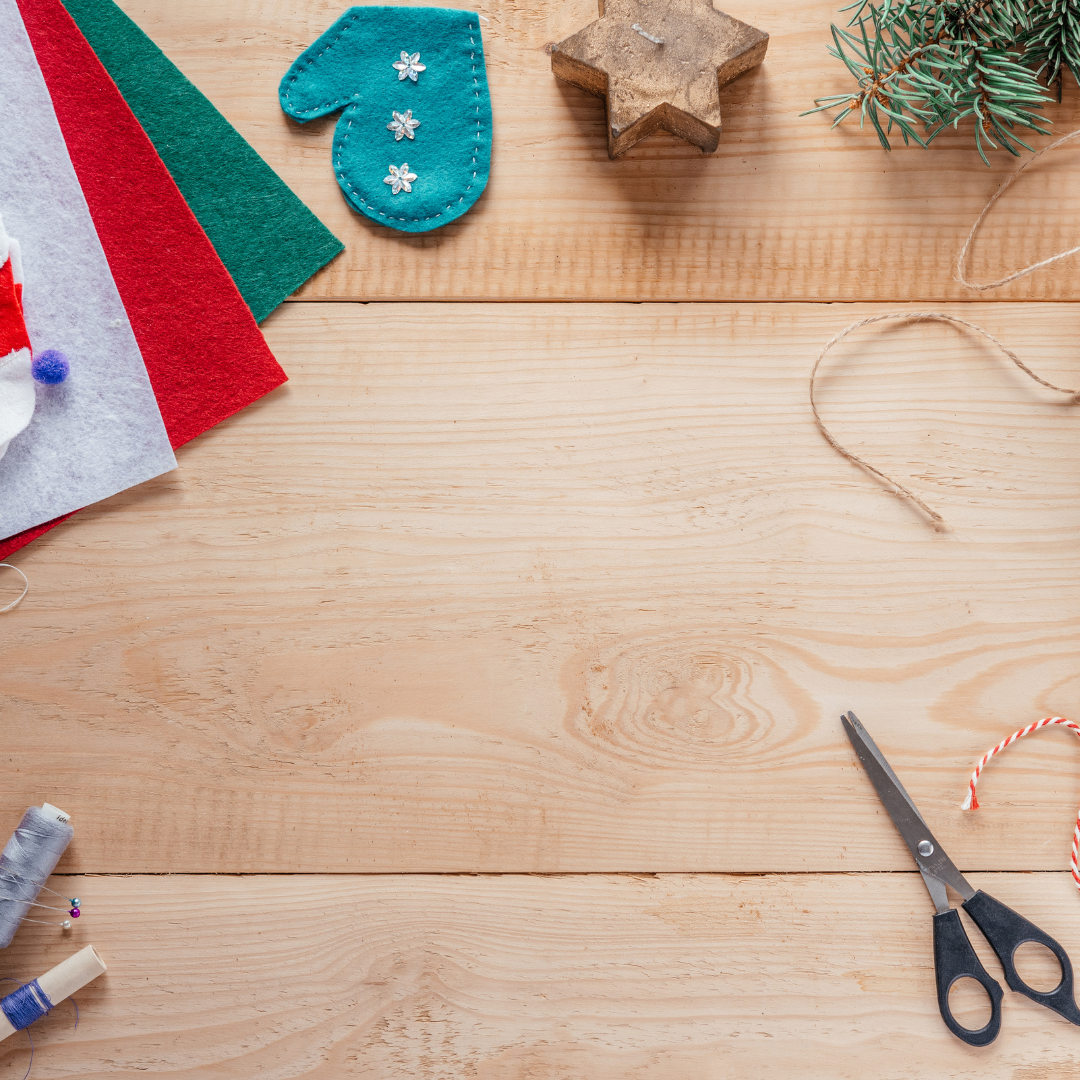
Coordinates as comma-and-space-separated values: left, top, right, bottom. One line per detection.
0, 806, 74, 947
0, 945, 106, 1042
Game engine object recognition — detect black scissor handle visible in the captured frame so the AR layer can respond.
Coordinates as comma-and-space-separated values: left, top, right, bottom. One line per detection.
963, 890, 1080, 1026
934, 908, 1004, 1045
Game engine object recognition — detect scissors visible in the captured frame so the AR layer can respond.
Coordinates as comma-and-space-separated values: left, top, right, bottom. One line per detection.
842, 711, 1080, 1045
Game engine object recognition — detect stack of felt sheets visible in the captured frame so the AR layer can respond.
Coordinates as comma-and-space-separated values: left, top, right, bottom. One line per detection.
0, 0, 343, 558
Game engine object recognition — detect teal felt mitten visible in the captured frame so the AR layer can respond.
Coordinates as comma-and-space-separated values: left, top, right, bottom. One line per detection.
281, 6, 492, 234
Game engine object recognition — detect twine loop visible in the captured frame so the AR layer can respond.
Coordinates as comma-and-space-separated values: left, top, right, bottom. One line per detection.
809, 312, 1079, 530
956, 127, 1080, 292
0, 563, 27, 613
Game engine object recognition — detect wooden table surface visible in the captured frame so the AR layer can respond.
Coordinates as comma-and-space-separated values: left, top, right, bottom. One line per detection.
4, 0, 1080, 1075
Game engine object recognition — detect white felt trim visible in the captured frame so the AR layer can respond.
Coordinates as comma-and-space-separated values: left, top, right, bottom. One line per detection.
0, 0, 176, 540
0, 212, 8, 271
0, 348, 34, 463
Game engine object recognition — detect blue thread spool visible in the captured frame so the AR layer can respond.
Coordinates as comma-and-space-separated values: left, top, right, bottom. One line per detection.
0, 946, 107, 1054
0, 980, 51, 1031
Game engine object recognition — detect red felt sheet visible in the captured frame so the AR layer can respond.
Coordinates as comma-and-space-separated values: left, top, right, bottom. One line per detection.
2, 0, 287, 558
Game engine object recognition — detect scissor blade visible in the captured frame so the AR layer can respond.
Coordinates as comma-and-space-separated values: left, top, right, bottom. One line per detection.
842, 712, 974, 908
842, 711, 926, 825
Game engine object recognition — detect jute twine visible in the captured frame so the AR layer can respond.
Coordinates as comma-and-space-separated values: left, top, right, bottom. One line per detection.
956, 127, 1080, 292
812, 129, 1080, 529
810, 313, 1080, 530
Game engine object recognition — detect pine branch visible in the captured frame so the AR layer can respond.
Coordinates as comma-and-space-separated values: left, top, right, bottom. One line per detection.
1020, 0, 1080, 84
807, 0, 1075, 160
953, 47, 1049, 163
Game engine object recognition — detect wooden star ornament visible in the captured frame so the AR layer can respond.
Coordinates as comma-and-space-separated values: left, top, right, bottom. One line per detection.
551, 0, 768, 158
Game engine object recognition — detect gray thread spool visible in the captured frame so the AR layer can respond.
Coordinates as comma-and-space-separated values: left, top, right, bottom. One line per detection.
0, 806, 73, 947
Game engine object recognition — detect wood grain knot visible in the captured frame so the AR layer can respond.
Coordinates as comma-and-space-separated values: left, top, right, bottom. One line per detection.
564, 631, 817, 769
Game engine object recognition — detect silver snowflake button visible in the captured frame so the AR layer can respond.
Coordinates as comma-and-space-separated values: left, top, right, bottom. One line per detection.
384, 163, 417, 194
392, 51, 426, 82
387, 109, 420, 141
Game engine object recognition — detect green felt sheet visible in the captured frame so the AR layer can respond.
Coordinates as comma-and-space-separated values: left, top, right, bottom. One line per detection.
62, 0, 343, 323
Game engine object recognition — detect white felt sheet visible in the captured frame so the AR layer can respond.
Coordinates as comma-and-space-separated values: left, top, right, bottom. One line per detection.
0, 0, 176, 541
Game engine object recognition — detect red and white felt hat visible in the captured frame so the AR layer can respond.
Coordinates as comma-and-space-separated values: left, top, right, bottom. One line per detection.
0, 213, 35, 463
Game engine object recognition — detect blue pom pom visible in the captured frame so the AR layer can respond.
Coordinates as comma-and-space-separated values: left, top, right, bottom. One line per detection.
31, 350, 69, 385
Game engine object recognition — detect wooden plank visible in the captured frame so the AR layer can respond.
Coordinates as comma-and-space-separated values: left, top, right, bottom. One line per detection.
115, 0, 1080, 302
5, 871, 1080, 1077
3, 302, 1079, 872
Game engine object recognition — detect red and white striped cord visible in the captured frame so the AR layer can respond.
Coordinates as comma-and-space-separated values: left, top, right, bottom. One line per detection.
961, 716, 1080, 890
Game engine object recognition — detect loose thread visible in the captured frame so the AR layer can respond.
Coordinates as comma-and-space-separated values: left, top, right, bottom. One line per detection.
0, 564, 27, 613
961, 717, 1080, 890
809, 313, 1080, 529
957, 127, 1080, 292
